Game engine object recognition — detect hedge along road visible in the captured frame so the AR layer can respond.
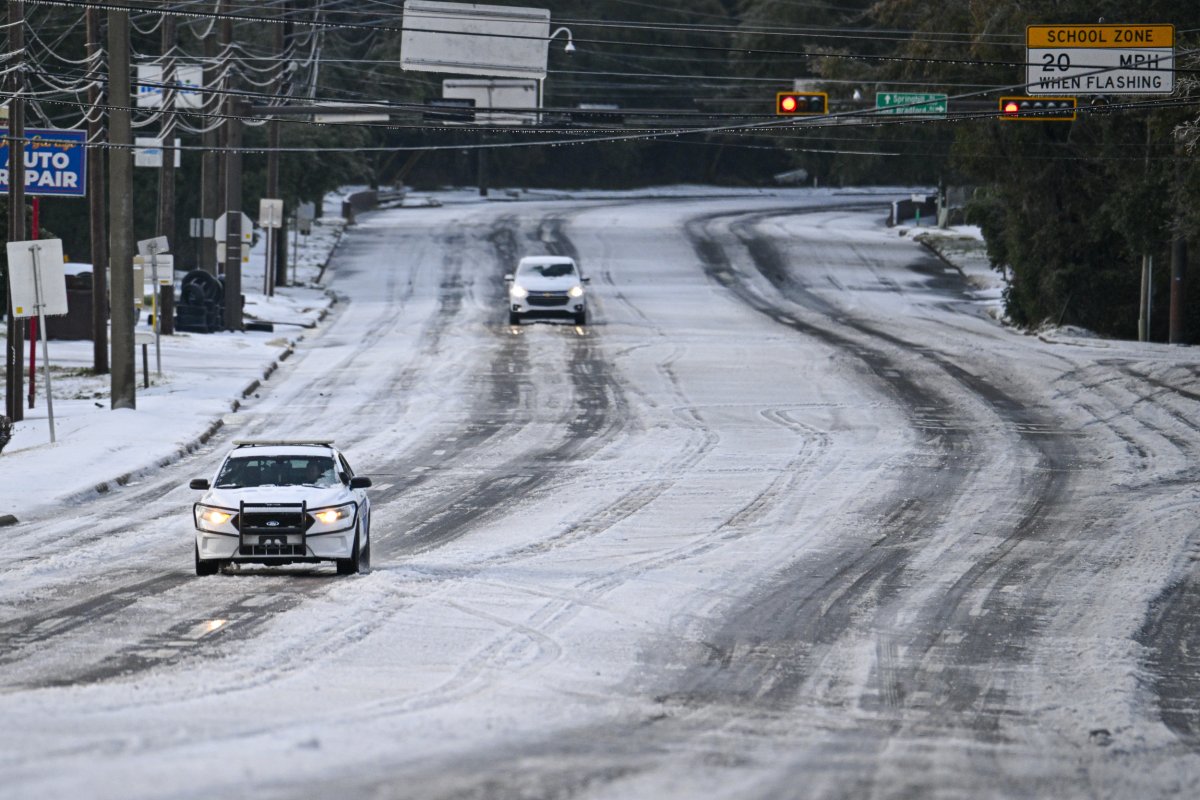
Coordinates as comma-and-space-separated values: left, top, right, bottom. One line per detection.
2, 189, 1200, 799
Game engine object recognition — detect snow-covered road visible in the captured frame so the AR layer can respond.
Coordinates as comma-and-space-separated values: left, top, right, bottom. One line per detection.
3, 189, 1200, 799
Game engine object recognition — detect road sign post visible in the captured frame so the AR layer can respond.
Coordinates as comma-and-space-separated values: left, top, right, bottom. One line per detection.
259, 198, 283, 296
1026, 24, 1174, 95
6, 238, 67, 443
137, 236, 169, 376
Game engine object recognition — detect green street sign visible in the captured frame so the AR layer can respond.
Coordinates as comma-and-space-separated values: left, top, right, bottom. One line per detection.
875, 92, 948, 117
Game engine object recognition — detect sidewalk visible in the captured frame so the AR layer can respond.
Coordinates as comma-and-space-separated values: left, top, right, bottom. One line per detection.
0, 206, 347, 523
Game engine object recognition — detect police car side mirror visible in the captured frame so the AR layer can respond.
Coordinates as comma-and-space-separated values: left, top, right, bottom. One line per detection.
504, 273, 514, 282
349, 476, 372, 489
189, 478, 210, 490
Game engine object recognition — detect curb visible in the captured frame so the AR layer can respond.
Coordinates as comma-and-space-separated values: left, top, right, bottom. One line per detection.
913, 232, 967, 280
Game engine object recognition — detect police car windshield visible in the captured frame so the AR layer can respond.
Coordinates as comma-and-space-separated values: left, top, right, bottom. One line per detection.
215, 455, 339, 488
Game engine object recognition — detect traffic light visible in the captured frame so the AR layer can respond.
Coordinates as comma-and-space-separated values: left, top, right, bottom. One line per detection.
998, 96, 1077, 122
776, 91, 827, 116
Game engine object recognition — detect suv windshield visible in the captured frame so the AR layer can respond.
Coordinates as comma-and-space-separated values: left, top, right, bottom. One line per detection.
520, 262, 576, 279
215, 455, 339, 488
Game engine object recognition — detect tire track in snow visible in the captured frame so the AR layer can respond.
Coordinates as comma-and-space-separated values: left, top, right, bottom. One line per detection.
662, 208, 1078, 750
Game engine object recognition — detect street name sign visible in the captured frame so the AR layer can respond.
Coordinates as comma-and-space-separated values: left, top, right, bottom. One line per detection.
1026, 24, 1174, 94
875, 92, 948, 117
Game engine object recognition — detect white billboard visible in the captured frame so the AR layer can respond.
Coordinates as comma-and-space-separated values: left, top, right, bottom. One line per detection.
402, 0, 550, 79
443, 78, 537, 125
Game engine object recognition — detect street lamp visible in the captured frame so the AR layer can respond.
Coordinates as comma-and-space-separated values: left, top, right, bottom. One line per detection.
540, 26, 576, 124
550, 26, 575, 53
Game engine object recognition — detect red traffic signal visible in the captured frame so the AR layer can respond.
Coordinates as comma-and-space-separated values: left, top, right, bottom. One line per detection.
776, 91, 827, 116
998, 96, 1077, 122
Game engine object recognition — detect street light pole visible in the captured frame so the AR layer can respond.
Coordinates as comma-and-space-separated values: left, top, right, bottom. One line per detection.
539, 26, 574, 125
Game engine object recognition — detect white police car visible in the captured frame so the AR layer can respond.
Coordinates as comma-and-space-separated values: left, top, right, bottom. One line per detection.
505, 256, 590, 325
189, 440, 372, 576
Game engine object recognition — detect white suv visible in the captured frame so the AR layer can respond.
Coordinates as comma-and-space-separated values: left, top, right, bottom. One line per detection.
189, 440, 372, 576
505, 256, 590, 325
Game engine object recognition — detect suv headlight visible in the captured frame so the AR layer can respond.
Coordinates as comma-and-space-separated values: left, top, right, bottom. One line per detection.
568, 285, 584, 298
195, 504, 238, 534
510, 284, 529, 299
308, 502, 357, 533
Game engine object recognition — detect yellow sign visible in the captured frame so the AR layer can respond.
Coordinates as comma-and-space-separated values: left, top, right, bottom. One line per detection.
1027, 24, 1174, 49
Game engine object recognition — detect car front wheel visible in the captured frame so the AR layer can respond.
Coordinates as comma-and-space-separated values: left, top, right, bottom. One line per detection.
337, 529, 365, 575
195, 544, 220, 576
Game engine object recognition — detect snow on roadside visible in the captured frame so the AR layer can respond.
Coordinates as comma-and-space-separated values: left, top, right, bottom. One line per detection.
0, 205, 346, 521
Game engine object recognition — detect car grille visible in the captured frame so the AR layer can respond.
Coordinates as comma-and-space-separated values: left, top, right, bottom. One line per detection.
238, 502, 309, 557
240, 509, 311, 534
527, 292, 569, 307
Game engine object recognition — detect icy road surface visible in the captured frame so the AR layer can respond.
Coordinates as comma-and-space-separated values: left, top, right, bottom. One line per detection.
3, 190, 1200, 799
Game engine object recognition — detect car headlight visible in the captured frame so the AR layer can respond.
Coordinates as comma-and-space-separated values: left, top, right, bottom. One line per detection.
568, 285, 584, 298
195, 503, 238, 534
510, 284, 529, 299
308, 502, 357, 533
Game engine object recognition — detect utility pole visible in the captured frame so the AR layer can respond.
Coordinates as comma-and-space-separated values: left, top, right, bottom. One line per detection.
216, 0, 231, 268
1138, 121, 1151, 343
108, 9, 135, 409
266, 7, 286, 291
221, 2, 243, 331
157, 14, 177, 245
87, 7, 108, 373
199, 13, 219, 273
6, 0, 26, 423
1169, 132, 1188, 345
224, 99, 244, 331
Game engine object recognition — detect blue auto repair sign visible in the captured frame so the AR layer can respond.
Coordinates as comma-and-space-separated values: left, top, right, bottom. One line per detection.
0, 128, 87, 197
